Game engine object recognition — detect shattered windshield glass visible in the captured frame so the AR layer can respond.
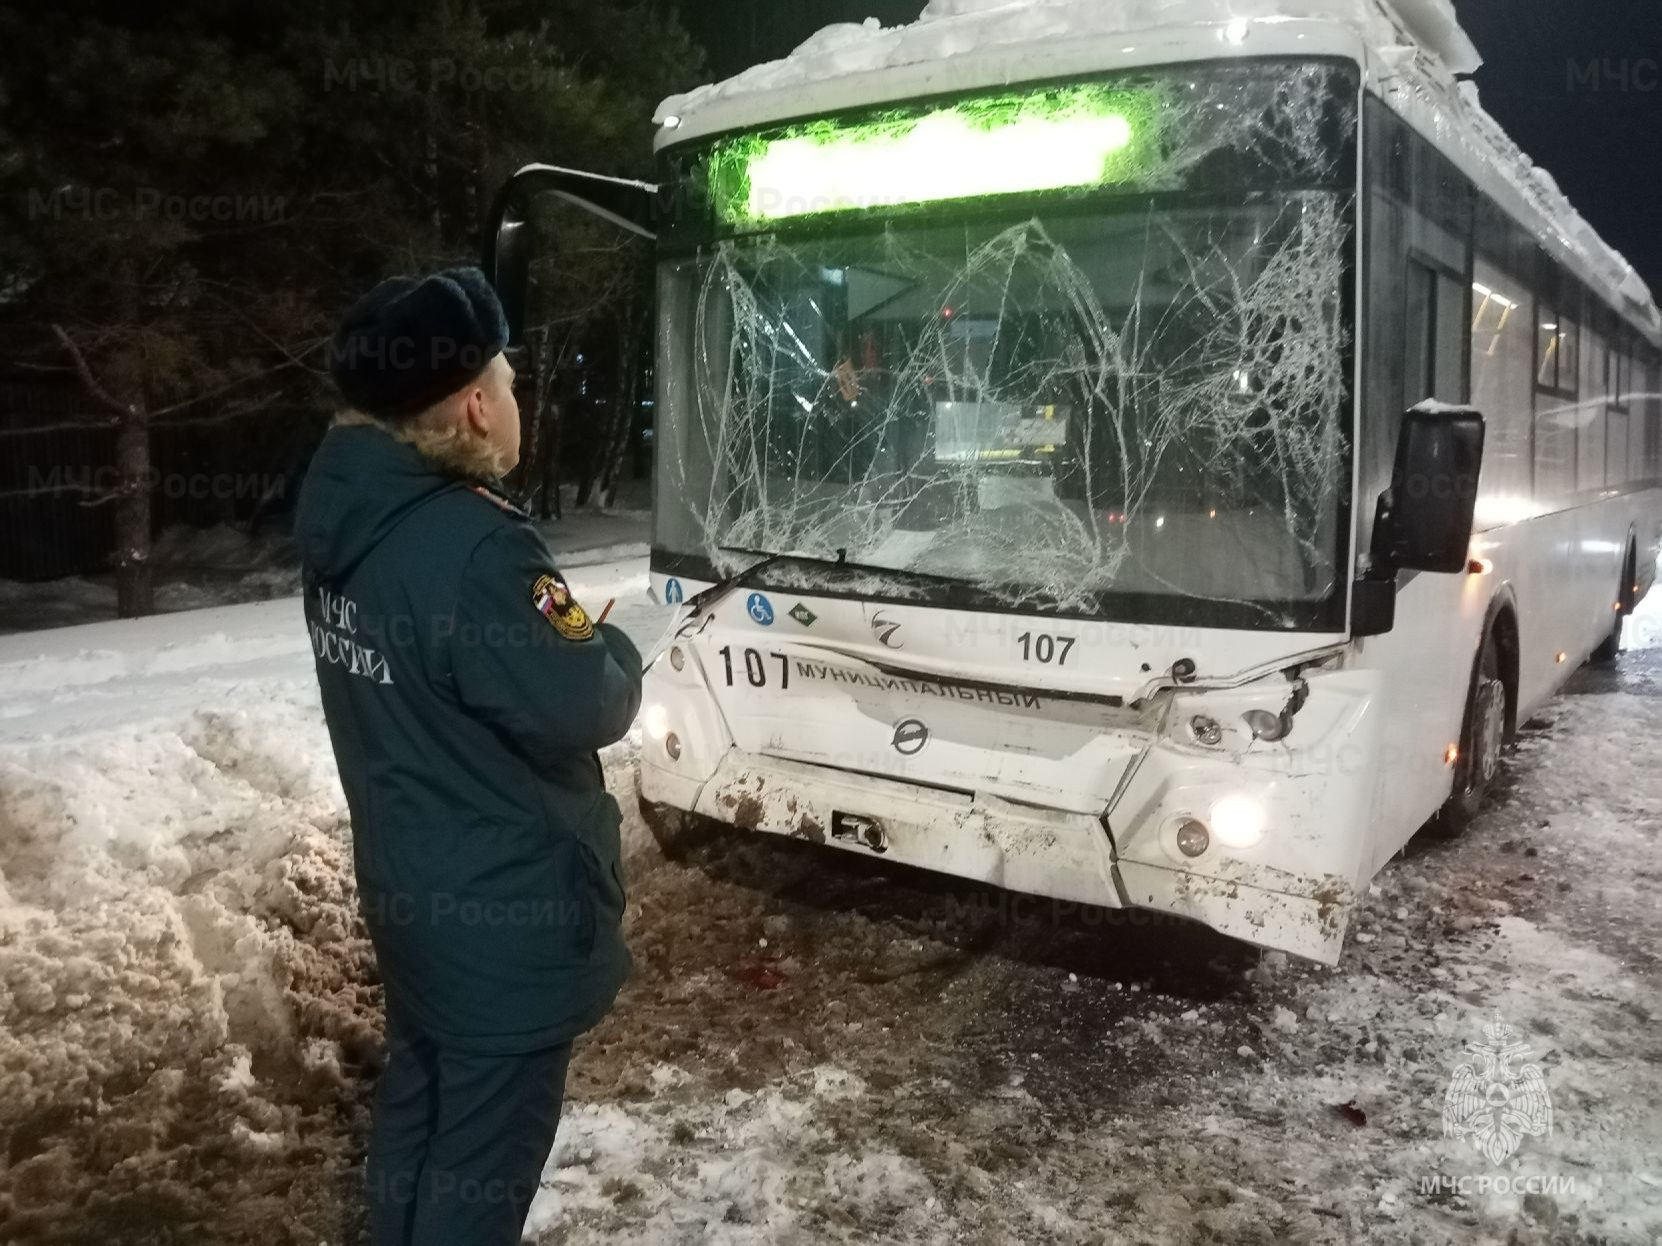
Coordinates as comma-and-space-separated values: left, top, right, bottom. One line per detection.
655, 60, 1358, 628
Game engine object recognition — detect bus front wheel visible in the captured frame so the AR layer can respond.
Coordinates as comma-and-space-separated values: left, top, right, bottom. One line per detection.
1590, 613, 1623, 665
639, 795, 714, 861
1437, 625, 1510, 836
1590, 545, 1635, 665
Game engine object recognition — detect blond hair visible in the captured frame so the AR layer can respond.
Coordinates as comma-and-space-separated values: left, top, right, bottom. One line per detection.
336, 405, 510, 482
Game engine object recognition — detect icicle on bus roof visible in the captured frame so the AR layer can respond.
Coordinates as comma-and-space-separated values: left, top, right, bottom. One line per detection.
655, 0, 1660, 343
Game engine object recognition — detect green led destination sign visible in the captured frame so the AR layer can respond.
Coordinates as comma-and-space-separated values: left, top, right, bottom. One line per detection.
708, 84, 1160, 226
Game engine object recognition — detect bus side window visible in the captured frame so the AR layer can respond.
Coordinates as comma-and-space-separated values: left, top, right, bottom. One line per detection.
1606, 340, 1632, 487
1433, 270, 1467, 403
1646, 359, 1662, 481
1579, 330, 1608, 493
1533, 308, 1579, 499
1405, 259, 1467, 409
1470, 258, 1532, 502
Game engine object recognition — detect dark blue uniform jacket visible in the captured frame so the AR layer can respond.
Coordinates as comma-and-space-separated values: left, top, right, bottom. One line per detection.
295, 424, 641, 1053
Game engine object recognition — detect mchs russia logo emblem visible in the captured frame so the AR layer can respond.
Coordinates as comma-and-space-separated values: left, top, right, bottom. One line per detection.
1442, 1014, 1554, 1166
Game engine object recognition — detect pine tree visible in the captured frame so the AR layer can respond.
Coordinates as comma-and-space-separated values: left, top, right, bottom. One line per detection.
0, 0, 702, 613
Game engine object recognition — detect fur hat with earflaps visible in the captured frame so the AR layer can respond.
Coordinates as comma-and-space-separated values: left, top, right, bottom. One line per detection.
329, 267, 509, 419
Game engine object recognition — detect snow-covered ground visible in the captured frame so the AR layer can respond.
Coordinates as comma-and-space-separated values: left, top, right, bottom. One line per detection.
0, 490, 651, 637
1, 571, 1658, 1243
0, 558, 661, 745
0, 556, 661, 1243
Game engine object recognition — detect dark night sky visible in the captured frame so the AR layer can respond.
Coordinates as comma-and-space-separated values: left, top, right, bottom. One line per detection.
674, 0, 1662, 295
1455, 2, 1662, 295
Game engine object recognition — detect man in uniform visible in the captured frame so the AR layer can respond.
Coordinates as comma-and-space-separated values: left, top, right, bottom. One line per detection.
295, 268, 641, 1245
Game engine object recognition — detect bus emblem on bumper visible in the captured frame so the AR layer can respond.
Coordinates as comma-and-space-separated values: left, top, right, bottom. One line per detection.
892, 718, 930, 755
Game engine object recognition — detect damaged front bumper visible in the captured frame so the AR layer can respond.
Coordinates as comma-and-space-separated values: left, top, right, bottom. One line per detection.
641, 722, 1372, 964
639, 623, 1385, 964
654, 750, 1122, 909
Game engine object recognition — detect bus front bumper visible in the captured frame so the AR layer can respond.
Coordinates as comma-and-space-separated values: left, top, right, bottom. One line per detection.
640, 745, 1356, 964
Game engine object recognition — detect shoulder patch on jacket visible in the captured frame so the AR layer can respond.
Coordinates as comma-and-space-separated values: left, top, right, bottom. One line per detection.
532, 573, 595, 641
470, 484, 531, 520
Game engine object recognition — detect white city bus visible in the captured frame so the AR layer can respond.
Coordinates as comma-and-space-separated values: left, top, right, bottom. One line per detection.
489, 1, 1662, 961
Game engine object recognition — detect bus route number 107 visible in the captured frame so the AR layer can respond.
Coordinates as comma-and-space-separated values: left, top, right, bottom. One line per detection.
719, 645, 791, 689
1017, 632, 1076, 665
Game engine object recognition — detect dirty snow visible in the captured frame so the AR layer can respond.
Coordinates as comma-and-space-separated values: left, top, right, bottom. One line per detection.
1, 571, 1659, 1242
0, 558, 659, 1241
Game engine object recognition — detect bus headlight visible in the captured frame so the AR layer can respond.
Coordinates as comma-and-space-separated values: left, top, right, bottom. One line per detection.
1174, 819, 1211, 858
1243, 708, 1290, 742
1209, 795, 1267, 850
643, 703, 671, 740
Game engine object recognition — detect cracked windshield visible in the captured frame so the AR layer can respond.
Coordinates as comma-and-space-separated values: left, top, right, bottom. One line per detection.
656, 61, 1357, 623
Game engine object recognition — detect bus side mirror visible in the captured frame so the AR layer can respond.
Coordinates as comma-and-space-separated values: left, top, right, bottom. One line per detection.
1370, 404, 1486, 576
483, 163, 659, 347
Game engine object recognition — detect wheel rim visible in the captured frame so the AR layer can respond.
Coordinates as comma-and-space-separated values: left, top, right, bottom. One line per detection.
1473, 677, 1506, 788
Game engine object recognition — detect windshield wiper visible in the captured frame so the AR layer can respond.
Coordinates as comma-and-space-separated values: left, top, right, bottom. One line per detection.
816, 552, 983, 595
686, 545, 978, 614
683, 546, 798, 614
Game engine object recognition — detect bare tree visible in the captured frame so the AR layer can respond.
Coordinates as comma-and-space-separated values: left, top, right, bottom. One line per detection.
601, 303, 649, 508
48, 324, 152, 616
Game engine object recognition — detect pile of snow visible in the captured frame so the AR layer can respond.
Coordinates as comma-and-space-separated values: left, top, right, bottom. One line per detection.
919, 0, 1477, 72
0, 562, 661, 1234
657, 0, 1479, 122
0, 696, 375, 1229
2, 562, 1657, 1241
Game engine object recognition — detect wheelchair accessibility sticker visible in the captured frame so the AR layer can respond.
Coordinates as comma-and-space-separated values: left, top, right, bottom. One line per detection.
747, 593, 775, 626
663, 578, 684, 605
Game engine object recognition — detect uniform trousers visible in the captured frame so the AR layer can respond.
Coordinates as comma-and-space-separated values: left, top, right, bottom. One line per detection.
365, 1009, 573, 1246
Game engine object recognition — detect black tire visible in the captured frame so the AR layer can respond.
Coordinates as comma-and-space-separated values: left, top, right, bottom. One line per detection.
1590, 614, 1623, 665
639, 795, 713, 861
1436, 624, 1509, 837
1590, 546, 1634, 665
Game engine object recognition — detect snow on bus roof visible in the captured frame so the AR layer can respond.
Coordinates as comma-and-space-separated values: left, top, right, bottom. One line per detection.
655, 1, 1477, 130
655, 0, 1660, 341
